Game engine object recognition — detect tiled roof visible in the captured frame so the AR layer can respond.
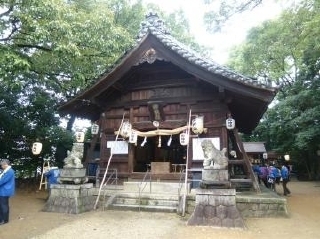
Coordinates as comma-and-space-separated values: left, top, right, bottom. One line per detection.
136, 12, 275, 90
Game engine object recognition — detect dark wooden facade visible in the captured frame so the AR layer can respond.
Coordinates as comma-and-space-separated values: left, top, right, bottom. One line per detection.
59, 13, 277, 183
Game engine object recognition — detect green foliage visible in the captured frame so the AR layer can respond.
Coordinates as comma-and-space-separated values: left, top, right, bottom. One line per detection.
0, 0, 200, 177
231, 0, 320, 179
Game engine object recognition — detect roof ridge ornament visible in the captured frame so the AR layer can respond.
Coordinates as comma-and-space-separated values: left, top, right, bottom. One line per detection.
137, 12, 170, 41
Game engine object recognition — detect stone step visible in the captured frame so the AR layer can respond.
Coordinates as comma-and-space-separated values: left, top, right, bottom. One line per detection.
110, 204, 177, 213
123, 181, 190, 194
114, 196, 178, 207
104, 192, 179, 212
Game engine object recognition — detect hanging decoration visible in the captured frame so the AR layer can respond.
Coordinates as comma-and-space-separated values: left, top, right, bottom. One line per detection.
120, 121, 132, 138
141, 137, 147, 147
129, 130, 138, 144
179, 131, 189, 146
226, 114, 235, 130
32, 142, 43, 155
191, 115, 204, 134
167, 135, 172, 146
91, 123, 99, 135
75, 131, 85, 143
158, 135, 162, 147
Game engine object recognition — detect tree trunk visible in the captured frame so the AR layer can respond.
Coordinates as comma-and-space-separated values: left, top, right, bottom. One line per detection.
66, 115, 76, 131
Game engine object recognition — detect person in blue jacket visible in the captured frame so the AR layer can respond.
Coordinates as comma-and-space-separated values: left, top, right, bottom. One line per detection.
0, 159, 15, 225
281, 163, 291, 196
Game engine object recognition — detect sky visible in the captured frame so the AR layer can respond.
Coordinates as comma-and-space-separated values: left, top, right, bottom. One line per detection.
143, 0, 285, 64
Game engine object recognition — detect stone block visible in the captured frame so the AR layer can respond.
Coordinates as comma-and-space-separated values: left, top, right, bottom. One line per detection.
202, 169, 229, 182
203, 205, 216, 218
227, 206, 241, 219
221, 218, 234, 228
196, 194, 208, 205
216, 205, 227, 219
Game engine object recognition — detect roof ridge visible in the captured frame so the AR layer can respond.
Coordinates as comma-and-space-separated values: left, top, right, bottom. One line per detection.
136, 12, 275, 90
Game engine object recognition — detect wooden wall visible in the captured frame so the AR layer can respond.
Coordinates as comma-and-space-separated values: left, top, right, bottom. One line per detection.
96, 64, 231, 177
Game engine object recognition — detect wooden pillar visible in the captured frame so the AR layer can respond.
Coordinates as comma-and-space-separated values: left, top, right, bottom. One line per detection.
128, 107, 134, 174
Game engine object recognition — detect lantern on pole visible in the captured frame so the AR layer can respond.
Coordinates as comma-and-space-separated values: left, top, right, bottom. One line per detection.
179, 132, 189, 146
32, 142, 43, 155
91, 123, 99, 135
226, 114, 235, 130
75, 131, 85, 143
120, 121, 132, 138
191, 116, 204, 134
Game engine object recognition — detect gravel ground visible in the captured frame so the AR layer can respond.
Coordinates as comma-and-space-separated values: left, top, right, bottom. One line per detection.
1, 179, 320, 239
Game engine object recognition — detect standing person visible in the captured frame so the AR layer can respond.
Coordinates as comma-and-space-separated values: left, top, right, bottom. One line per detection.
0, 159, 15, 225
267, 165, 276, 191
281, 163, 291, 196
259, 164, 269, 188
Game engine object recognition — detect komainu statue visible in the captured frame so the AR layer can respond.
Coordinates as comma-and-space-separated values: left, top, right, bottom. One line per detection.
63, 143, 84, 168
201, 139, 228, 169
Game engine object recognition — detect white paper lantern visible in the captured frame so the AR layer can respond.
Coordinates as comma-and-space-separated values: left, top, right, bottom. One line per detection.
75, 131, 85, 143
120, 121, 132, 138
32, 142, 43, 155
91, 123, 99, 135
191, 116, 204, 134
129, 130, 138, 144
284, 154, 290, 161
263, 152, 268, 160
179, 132, 189, 146
226, 117, 235, 130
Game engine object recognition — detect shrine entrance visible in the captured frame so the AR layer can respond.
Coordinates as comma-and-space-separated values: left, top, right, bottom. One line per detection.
133, 135, 187, 173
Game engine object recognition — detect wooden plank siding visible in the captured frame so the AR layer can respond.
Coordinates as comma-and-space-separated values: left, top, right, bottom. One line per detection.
96, 73, 231, 178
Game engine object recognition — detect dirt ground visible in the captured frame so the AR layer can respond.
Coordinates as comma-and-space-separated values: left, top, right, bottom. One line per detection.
0, 179, 320, 239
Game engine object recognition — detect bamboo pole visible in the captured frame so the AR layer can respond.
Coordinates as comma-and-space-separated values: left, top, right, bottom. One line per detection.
182, 109, 192, 217
93, 113, 125, 210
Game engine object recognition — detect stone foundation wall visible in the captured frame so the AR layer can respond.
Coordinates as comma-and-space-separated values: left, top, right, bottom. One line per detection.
43, 183, 96, 214
236, 196, 288, 217
186, 193, 288, 218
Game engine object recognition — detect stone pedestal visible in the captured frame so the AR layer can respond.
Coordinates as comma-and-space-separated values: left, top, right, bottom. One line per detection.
201, 169, 230, 189
187, 189, 245, 228
43, 183, 95, 214
58, 167, 88, 184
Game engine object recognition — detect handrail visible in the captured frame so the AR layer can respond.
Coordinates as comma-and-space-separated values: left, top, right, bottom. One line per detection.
104, 168, 118, 188
102, 168, 118, 210
138, 169, 151, 211
177, 169, 186, 199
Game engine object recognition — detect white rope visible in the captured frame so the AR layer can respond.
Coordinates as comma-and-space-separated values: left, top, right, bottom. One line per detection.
115, 125, 189, 137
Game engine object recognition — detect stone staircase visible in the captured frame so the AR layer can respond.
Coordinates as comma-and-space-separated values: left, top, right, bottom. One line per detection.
99, 181, 190, 213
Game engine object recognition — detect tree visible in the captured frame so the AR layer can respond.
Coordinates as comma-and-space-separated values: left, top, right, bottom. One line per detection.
203, 0, 263, 32
0, 0, 200, 176
0, 0, 140, 173
230, 0, 320, 179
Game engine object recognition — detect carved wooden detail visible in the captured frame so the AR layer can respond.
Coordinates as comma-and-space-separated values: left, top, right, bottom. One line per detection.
138, 48, 165, 65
